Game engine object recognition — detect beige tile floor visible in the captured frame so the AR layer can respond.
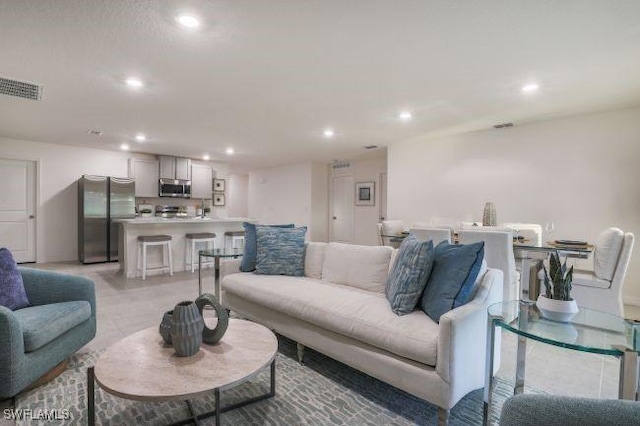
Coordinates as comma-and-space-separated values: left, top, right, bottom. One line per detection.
1, 261, 638, 425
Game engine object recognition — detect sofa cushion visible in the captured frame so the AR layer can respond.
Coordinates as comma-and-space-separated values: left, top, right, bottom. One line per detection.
420, 241, 485, 322
0, 248, 30, 311
240, 222, 294, 272
12, 301, 92, 352
255, 226, 307, 276
304, 242, 326, 279
322, 243, 393, 292
385, 235, 434, 315
223, 273, 439, 366
594, 228, 624, 281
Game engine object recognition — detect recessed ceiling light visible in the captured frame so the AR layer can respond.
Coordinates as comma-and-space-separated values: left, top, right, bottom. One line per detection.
522, 83, 539, 93
125, 77, 144, 88
135, 134, 146, 142
202, 154, 210, 160
120, 143, 130, 151
225, 148, 234, 155
398, 111, 413, 121
323, 129, 335, 138
176, 14, 201, 29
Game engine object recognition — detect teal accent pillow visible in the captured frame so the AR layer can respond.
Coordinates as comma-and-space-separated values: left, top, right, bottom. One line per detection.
255, 226, 307, 276
420, 241, 484, 322
385, 235, 435, 316
240, 222, 294, 272
0, 247, 30, 310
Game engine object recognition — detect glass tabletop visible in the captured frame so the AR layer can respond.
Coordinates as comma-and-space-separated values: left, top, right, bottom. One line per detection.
489, 301, 638, 355
199, 248, 243, 258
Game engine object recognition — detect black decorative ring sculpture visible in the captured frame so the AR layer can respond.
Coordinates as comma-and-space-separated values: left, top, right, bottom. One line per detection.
195, 293, 229, 344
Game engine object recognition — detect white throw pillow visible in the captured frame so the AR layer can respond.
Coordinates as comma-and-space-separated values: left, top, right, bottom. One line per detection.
594, 228, 624, 281
322, 243, 393, 292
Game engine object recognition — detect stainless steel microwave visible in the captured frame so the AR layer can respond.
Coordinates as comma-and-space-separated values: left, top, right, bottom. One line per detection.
159, 179, 191, 198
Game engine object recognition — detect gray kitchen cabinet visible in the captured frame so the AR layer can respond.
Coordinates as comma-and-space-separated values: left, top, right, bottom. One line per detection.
191, 163, 213, 199
159, 156, 191, 180
128, 158, 159, 197
175, 157, 191, 180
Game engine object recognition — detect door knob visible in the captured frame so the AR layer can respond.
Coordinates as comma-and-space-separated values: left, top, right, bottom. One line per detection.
29, 215, 35, 219
333, 216, 337, 220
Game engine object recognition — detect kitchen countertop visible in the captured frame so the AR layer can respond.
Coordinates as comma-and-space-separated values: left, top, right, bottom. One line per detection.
114, 217, 253, 224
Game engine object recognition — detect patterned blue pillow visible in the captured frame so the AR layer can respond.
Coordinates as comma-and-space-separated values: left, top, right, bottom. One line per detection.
0, 247, 30, 310
255, 226, 307, 276
420, 241, 484, 322
385, 235, 435, 316
240, 222, 294, 272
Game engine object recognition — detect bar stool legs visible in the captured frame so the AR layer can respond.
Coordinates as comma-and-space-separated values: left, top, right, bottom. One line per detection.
137, 235, 173, 280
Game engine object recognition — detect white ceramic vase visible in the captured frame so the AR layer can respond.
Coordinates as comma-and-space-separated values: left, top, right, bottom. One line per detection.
536, 294, 579, 322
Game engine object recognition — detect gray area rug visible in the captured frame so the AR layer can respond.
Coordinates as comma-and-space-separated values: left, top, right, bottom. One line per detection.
16, 336, 529, 425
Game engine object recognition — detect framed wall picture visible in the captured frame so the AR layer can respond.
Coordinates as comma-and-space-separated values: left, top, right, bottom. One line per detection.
213, 193, 226, 206
213, 178, 226, 192
355, 181, 375, 206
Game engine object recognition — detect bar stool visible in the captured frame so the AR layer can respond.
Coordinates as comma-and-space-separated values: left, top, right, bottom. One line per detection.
137, 235, 173, 280
185, 232, 216, 273
224, 231, 245, 250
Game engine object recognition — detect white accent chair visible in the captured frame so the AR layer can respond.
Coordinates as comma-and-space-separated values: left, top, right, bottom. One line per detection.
409, 227, 452, 245
380, 220, 405, 247
458, 229, 518, 302
552, 228, 634, 316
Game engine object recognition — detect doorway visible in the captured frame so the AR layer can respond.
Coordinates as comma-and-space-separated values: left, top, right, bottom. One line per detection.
330, 175, 354, 243
0, 159, 37, 262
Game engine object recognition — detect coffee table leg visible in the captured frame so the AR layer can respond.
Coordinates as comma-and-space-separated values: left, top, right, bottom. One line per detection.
215, 388, 220, 426
270, 360, 276, 397
515, 303, 529, 395
617, 347, 639, 400
198, 253, 203, 295
483, 315, 496, 426
87, 367, 95, 426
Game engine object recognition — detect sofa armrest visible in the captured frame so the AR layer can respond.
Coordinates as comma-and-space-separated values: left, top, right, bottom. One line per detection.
19, 268, 96, 317
436, 269, 503, 393
0, 305, 25, 381
220, 258, 242, 282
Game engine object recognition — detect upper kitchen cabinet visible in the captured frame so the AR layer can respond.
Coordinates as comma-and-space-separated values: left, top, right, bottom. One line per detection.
191, 163, 213, 199
159, 156, 191, 181
128, 158, 159, 197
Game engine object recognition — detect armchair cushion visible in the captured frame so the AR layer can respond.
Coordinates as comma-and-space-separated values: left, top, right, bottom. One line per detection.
594, 227, 624, 281
13, 301, 91, 352
572, 271, 611, 289
0, 248, 30, 310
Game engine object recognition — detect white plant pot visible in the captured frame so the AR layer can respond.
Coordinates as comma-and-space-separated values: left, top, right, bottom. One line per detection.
536, 294, 579, 323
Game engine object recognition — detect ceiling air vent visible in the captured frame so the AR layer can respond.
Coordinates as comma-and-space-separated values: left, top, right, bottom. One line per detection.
0, 76, 43, 101
494, 122, 513, 129
364, 145, 378, 150
332, 161, 351, 170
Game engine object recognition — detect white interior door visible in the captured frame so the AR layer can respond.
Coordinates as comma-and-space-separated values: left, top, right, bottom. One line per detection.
379, 172, 387, 221
0, 159, 36, 262
330, 175, 353, 243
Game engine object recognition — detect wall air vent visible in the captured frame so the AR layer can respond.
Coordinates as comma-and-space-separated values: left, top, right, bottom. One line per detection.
494, 122, 514, 129
332, 161, 351, 170
0, 76, 43, 101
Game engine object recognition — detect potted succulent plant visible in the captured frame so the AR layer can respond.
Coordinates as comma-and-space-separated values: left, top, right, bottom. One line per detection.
536, 251, 578, 322
139, 208, 153, 218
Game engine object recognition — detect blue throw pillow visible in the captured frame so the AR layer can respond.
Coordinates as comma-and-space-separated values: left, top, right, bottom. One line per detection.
255, 226, 307, 276
0, 248, 30, 310
420, 241, 484, 322
240, 222, 294, 272
385, 235, 435, 316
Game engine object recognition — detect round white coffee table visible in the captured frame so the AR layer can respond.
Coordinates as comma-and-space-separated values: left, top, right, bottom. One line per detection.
88, 319, 278, 426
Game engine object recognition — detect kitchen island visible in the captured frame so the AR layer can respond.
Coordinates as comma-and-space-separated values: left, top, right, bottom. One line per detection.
115, 217, 252, 278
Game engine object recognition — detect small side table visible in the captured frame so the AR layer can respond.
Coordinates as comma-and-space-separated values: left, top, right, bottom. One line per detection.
198, 248, 243, 299
483, 300, 640, 426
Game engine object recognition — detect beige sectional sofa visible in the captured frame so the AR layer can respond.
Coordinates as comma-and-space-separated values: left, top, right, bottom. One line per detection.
221, 242, 503, 424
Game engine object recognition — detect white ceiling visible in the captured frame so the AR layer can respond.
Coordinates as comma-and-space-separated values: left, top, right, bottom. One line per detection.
1, 1, 640, 172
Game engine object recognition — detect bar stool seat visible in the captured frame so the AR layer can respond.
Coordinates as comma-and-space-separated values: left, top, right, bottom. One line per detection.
224, 231, 245, 250
185, 232, 216, 273
137, 235, 173, 280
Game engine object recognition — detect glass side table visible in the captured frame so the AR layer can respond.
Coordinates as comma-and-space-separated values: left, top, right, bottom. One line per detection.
198, 248, 243, 298
483, 300, 639, 426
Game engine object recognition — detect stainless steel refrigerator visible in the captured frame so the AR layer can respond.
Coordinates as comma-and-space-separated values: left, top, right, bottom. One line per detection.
78, 175, 135, 263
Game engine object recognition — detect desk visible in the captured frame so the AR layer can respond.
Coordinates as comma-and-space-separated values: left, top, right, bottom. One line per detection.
514, 242, 593, 300
483, 300, 639, 426
198, 248, 243, 298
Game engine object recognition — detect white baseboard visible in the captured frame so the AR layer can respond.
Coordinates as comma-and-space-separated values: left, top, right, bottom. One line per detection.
624, 296, 640, 307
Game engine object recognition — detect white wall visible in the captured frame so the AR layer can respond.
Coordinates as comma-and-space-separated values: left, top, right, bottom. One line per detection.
227, 173, 249, 218
248, 162, 329, 241
331, 156, 387, 245
388, 106, 640, 304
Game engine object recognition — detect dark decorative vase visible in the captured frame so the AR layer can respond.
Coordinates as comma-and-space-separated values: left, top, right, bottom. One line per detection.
159, 310, 173, 344
195, 293, 229, 345
170, 301, 204, 357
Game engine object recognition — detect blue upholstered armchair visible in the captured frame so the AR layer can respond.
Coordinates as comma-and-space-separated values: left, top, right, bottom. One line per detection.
0, 268, 96, 399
